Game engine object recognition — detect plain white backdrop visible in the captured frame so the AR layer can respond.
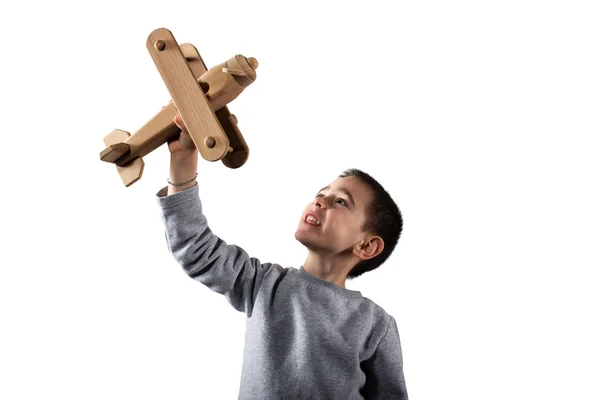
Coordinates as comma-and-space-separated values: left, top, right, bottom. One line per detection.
1, 1, 598, 399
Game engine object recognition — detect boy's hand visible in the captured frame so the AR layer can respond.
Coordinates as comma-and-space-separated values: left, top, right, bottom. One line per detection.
171, 112, 197, 153
164, 100, 197, 154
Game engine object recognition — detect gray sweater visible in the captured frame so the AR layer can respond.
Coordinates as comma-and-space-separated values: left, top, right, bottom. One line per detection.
156, 184, 408, 399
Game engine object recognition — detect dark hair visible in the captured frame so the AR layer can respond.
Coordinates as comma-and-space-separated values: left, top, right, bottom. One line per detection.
339, 168, 403, 280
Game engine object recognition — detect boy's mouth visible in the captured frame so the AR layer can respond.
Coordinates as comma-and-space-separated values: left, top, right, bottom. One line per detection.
304, 213, 321, 226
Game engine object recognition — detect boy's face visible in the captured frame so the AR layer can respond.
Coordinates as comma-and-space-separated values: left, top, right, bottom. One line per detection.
295, 176, 375, 257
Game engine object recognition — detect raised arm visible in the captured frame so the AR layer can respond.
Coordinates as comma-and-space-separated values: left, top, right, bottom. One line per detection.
155, 113, 282, 315
166, 113, 200, 195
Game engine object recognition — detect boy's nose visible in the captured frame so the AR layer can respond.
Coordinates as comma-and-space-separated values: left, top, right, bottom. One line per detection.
314, 197, 326, 209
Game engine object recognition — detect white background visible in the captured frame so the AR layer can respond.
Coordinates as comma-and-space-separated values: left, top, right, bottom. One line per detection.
1, 1, 598, 399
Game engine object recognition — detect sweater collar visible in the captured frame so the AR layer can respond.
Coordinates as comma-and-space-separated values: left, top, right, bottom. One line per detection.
298, 266, 363, 299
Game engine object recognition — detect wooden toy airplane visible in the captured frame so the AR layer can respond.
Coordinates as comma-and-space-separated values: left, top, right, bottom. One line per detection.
100, 28, 258, 187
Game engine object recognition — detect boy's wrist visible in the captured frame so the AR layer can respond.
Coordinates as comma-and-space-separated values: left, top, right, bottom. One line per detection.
167, 172, 197, 194
168, 152, 198, 195
167, 180, 197, 194
170, 151, 198, 168
170, 150, 198, 161
168, 172, 198, 186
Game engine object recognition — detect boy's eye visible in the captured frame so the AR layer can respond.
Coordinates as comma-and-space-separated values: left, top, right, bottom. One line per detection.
336, 199, 348, 207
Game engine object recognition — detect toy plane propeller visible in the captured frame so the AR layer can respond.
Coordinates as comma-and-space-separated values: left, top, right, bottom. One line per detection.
100, 28, 258, 187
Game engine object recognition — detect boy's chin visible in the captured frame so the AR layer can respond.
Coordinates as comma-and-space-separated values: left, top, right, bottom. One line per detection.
295, 230, 315, 247
295, 231, 326, 252
294, 230, 307, 244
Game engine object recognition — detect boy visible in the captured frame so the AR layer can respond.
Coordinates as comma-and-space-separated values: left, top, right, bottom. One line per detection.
155, 114, 408, 399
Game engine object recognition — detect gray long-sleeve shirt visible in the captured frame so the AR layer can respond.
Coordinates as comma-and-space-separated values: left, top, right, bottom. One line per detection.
156, 184, 408, 399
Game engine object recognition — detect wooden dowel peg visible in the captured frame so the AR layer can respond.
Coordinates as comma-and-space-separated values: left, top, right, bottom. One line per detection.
204, 136, 216, 148
155, 40, 166, 51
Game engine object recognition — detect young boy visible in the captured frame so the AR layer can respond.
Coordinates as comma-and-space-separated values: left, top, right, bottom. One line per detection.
155, 114, 408, 399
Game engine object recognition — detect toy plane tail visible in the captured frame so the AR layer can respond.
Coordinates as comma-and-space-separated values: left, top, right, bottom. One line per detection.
100, 129, 145, 187
100, 142, 129, 163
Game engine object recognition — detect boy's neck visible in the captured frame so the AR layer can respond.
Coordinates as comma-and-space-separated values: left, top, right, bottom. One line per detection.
302, 252, 355, 289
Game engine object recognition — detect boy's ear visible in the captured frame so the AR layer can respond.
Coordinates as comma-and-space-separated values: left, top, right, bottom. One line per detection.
354, 235, 384, 261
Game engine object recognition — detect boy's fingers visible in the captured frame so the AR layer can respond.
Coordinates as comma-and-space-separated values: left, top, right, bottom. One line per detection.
174, 114, 187, 131
179, 131, 196, 150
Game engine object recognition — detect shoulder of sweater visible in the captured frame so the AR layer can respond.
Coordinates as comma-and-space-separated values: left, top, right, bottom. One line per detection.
360, 294, 389, 313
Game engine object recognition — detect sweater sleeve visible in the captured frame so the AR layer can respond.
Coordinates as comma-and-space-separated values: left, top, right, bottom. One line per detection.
361, 316, 408, 399
155, 184, 282, 315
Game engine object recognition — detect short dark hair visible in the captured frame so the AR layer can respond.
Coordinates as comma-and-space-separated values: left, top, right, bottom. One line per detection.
339, 168, 403, 280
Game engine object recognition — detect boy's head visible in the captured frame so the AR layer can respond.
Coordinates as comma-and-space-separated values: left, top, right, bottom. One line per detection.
295, 168, 403, 280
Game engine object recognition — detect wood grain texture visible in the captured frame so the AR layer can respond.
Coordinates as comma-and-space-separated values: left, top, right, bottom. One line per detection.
180, 43, 208, 76
146, 28, 229, 162
114, 102, 181, 166
180, 44, 250, 169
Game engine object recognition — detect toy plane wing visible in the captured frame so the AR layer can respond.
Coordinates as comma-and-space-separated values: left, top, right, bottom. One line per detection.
147, 28, 230, 161
180, 43, 249, 168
